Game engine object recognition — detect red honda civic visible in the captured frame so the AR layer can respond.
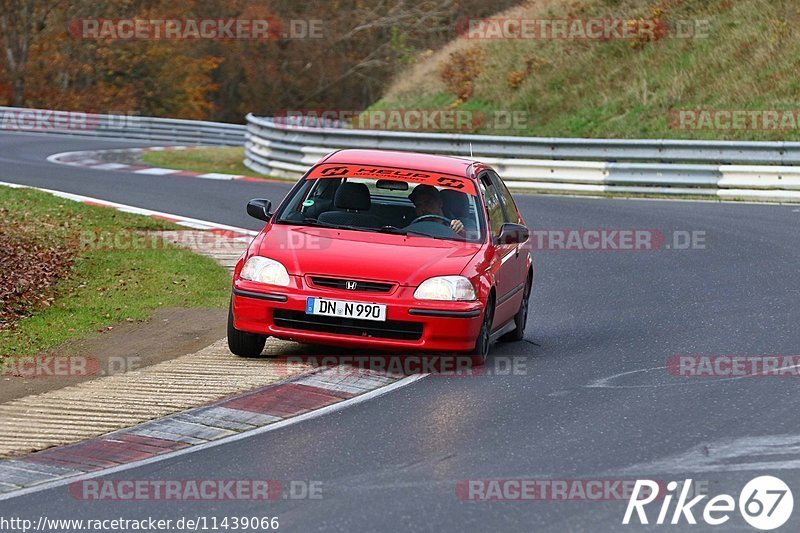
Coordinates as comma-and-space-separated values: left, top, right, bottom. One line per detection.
228, 149, 532, 364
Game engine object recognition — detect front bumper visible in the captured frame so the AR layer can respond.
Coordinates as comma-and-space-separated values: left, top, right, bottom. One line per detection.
231, 278, 483, 352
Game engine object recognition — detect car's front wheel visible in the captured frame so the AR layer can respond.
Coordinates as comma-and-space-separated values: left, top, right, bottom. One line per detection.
501, 275, 531, 342
469, 295, 494, 366
227, 301, 267, 357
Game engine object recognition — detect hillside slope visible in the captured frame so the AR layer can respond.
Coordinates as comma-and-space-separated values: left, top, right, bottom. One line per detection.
372, 0, 800, 140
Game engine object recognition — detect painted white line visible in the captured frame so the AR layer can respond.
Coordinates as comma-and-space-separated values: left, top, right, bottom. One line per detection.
615, 433, 800, 475
197, 172, 238, 180
174, 221, 220, 230
46, 150, 89, 165
47, 147, 171, 167
586, 364, 800, 389
134, 167, 181, 175
585, 366, 669, 389
91, 163, 130, 170
0, 180, 258, 237
0, 373, 427, 502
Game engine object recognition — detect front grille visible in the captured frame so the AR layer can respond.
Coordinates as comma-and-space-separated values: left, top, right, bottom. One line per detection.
273, 310, 422, 341
310, 276, 394, 293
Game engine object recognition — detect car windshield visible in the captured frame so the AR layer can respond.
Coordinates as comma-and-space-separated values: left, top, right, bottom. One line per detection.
274, 172, 485, 243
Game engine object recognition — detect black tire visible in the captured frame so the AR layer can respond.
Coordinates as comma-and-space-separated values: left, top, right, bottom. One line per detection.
469, 295, 494, 366
501, 276, 531, 342
227, 301, 267, 357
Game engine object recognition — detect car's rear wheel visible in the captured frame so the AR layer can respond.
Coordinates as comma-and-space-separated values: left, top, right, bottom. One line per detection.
227, 301, 267, 357
469, 295, 494, 366
501, 275, 531, 342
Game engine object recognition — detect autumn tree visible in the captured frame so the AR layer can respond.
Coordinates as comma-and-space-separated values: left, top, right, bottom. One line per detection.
0, 0, 61, 105
7, 0, 223, 118
1, 0, 520, 119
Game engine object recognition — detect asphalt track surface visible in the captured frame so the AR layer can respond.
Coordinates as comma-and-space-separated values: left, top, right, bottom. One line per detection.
1, 131, 799, 532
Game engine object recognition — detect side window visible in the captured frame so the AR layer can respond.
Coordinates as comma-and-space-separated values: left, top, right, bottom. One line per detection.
479, 173, 505, 237
299, 178, 340, 219
489, 171, 519, 223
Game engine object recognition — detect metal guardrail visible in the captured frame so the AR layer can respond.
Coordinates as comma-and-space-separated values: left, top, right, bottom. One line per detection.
244, 114, 800, 202
246, 114, 800, 164
0, 106, 245, 146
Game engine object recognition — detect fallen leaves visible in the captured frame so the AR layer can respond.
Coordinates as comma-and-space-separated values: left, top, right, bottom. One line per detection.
0, 232, 74, 330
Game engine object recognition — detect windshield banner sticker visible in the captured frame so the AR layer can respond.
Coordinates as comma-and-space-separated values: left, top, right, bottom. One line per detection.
307, 164, 477, 195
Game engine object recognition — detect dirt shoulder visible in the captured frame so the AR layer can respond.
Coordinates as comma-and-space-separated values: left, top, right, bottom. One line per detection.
1, 307, 226, 403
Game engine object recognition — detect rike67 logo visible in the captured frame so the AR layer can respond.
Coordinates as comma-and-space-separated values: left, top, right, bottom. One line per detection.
624, 476, 793, 530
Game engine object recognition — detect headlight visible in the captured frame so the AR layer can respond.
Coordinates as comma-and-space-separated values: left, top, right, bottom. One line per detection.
240, 256, 290, 287
414, 276, 476, 301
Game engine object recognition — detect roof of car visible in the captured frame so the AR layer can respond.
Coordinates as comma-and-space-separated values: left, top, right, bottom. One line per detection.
320, 149, 481, 178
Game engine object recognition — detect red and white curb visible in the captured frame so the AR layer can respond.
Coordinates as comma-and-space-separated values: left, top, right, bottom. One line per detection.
46, 146, 277, 183
0, 367, 425, 499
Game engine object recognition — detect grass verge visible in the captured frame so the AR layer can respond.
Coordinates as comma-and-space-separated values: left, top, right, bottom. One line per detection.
376, 0, 800, 141
142, 146, 265, 177
0, 186, 230, 357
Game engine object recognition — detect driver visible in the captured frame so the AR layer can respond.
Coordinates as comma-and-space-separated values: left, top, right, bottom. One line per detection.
408, 184, 465, 235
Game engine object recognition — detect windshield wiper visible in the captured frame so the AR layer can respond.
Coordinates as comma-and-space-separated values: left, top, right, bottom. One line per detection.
376, 226, 454, 241
278, 218, 372, 233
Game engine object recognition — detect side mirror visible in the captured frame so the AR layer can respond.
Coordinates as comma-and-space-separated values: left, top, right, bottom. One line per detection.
247, 199, 272, 222
498, 223, 529, 245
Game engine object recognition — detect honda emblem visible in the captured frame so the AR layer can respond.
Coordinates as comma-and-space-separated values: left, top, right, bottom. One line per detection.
345, 281, 358, 290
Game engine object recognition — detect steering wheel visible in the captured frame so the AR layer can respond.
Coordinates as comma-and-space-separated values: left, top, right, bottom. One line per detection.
410, 214, 451, 225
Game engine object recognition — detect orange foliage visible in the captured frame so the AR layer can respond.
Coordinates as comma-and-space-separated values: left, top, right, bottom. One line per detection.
439, 47, 485, 102
0, 0, 521, 120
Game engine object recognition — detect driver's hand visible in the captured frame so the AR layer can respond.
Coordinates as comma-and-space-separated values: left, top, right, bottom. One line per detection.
450, 219, 465, 235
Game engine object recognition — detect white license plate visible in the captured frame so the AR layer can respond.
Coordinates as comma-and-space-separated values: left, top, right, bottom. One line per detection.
305, 297, 386, 322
